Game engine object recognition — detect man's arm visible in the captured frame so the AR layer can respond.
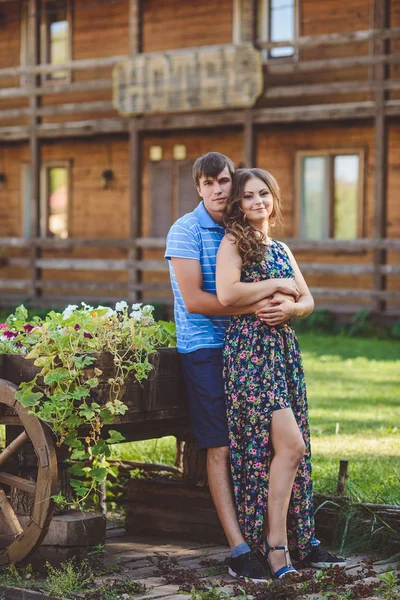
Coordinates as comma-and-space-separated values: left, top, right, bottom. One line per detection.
171, 257, 264, 315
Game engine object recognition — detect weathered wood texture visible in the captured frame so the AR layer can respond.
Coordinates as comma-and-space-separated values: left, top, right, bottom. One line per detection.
141, 0, 232, 53
0, 379, 58, 566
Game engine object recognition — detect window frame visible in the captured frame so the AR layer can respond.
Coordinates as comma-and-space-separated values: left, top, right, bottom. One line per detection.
294, 148, 366, 241
256, 0, 300, 63
20, 0, 73, 87
40, 0, 73, 85
40, 160, 72, 239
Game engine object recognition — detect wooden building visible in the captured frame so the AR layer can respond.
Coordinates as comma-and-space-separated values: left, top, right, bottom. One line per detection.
0, 0, 399, 317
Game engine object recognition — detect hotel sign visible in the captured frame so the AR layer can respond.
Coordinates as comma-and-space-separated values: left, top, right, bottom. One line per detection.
113, 44, 263, 116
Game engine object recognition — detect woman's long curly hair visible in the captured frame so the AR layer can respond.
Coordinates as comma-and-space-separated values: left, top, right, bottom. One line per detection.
223, 168, 283, 265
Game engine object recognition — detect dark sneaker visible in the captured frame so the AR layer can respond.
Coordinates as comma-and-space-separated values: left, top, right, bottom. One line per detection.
305, 545, 346, 568
228, 550, 271, 583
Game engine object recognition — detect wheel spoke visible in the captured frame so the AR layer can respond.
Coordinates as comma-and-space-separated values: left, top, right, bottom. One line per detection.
0, 431, 29, 468
0, 489, 23, 536
0, 472, 36, 494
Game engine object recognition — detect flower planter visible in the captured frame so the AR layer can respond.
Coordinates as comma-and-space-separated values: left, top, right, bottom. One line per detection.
0, 348, 189, 424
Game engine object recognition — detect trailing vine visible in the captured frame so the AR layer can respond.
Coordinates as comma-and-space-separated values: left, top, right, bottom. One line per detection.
1, 302, 176, 506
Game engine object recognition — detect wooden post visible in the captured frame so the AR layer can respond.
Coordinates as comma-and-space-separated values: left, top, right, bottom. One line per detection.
240, 0, 256, 168
243, 108, 255, 167
182, 439, 208, 486
28, 0, 41, 303
241, 0, 256, 44
336, 460, 349, 495
129, 0, 141, 56
372, 0, 390, 314
128, 0, 141, 304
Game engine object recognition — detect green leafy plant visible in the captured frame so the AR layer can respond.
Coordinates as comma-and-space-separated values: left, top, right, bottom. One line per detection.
43, 557, 93, 597
376, 569, 400, 600
0, 564, 40, 591
1, 302, 176, 505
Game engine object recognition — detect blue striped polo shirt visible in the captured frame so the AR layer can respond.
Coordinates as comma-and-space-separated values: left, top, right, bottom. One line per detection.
165, 201, 231, 353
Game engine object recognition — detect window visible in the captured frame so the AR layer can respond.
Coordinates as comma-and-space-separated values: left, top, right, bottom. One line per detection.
258, 0, 297, 60
296, 151, 364, 241
22, 161, 71, 239
41, 0, 71, 82
20, 0, 72, 84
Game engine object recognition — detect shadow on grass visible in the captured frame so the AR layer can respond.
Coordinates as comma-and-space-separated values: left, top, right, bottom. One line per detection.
298, 332, 400, 362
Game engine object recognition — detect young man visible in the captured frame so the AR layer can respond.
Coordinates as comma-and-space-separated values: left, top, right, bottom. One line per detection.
165, 152, 271, 582
165, 152, 345, 580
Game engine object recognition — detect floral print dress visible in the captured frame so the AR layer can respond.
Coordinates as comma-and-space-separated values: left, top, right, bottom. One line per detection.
223, 239, 316, 559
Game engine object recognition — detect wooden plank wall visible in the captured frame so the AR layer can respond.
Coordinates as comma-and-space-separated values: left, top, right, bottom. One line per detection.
141, 0, 233, 53
0, 2, 26, 126
140, 130, 243, 301
261, 0, 372, 108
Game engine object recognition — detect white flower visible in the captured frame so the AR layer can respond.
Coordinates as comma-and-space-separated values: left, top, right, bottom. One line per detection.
130, 310, 142, 321
81, 301, 94, 311
142, 304, 154, 314
131, 303, 142, 311
96, 305, 116, 318
62, 305, 78, 320
115, 301, 128, 312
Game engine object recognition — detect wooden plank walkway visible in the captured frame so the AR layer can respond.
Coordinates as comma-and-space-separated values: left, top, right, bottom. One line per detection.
103, 524, 399, 600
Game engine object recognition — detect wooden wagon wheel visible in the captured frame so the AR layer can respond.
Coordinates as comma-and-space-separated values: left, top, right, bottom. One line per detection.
0, 378, 58, 565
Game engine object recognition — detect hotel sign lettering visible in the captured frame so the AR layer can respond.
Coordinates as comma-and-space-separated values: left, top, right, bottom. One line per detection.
113, 44, 263, 116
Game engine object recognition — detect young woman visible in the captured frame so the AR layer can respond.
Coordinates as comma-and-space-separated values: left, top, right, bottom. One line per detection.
216, 168, 344, 579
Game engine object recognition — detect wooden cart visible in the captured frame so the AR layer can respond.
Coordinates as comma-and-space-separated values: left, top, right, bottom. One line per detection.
0, 349, 191, 565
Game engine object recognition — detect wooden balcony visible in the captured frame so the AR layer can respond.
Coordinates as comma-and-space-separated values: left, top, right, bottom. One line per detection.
0, 27, 400, 139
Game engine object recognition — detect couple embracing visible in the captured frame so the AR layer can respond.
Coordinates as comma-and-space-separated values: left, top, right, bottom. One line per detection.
165, 152, 345, 582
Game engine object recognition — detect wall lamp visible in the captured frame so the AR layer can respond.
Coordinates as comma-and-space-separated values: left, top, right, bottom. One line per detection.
100, 169, 114, 189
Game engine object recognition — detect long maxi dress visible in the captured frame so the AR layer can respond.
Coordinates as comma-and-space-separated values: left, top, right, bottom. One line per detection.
222, 239, 316, 559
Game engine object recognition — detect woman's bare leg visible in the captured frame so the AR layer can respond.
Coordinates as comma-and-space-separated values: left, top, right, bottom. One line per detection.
266, 407, 305, 574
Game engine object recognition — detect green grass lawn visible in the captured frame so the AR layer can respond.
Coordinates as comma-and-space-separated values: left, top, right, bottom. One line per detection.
299, 332, 399, 505
111, 333, 400, 505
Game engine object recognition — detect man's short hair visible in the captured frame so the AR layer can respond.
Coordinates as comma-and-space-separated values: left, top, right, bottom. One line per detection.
192, 152, 235, 187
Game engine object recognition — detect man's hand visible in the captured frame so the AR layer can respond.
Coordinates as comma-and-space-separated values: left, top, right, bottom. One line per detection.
256, 292, 296, 326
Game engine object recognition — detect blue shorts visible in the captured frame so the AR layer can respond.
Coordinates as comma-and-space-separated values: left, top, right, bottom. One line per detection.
179, 348, 230, 450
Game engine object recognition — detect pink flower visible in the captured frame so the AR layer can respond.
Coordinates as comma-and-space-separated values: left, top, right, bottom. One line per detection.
0, 324, 7, 329
74, 324, 81, 330
83, 332, 93, 339
23, 324, 34, 332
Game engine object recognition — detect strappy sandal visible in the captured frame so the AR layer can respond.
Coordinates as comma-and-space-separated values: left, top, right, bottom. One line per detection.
264, 541, 298, 579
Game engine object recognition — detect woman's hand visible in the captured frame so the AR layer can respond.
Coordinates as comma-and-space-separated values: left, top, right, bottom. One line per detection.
256, 293, 296, 326
274, 278, 300, 301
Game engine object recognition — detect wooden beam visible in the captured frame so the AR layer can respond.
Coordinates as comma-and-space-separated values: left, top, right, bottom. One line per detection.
37, 118, 129, 138
0, 79, 112, 100
256, 27, 400, 50
37, 101, 115, 118
128, 1, 142, 304
253, 101, 376, 123
372, 0, 390, 313
243, 108, 255, 167
28, 0, 41, 305
0, 472, 37, 494
266, 52, 400, 75
0, 55, 126, 80
129, 0, 141, 56
35, 258, 129, 270
263, 79, 400, 100
0, 236, 399, 251
241, 0, 256, 43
